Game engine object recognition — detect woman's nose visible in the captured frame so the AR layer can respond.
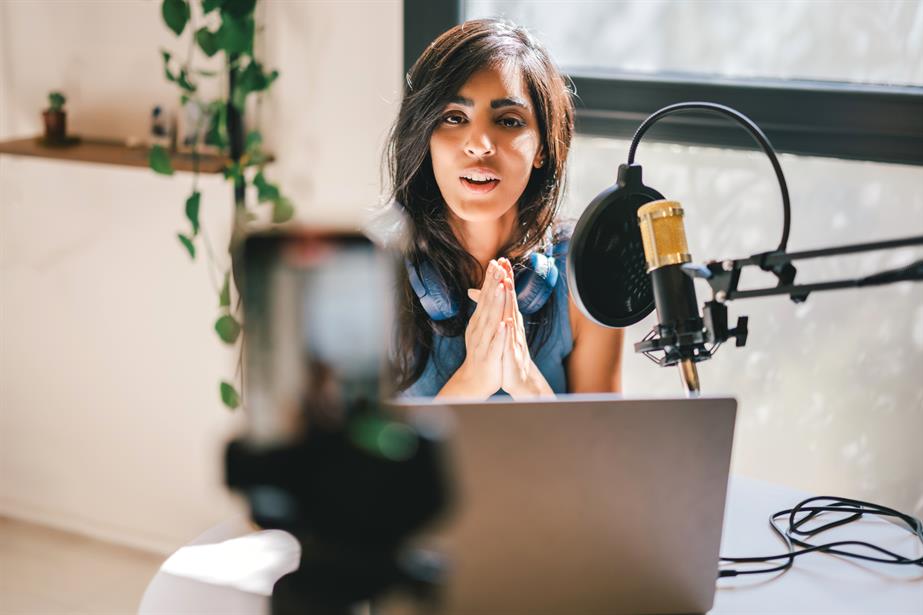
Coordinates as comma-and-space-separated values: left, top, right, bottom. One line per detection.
464, 126, 495, 158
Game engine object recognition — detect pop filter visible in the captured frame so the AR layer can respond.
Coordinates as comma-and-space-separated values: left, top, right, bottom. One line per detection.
567, 163, 663, 327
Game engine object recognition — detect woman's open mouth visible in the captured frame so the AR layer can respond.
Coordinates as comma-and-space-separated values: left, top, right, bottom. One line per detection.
460, 172, 500, 194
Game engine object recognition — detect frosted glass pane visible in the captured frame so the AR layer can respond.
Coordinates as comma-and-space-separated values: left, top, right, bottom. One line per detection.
466, 0, 923, 86
564, 135, 923, 515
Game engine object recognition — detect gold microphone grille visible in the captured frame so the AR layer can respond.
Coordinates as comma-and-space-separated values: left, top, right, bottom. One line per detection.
637, 200, 691, 272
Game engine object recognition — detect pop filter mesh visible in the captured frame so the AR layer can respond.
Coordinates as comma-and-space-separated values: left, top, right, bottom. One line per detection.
567, 166, 663, 327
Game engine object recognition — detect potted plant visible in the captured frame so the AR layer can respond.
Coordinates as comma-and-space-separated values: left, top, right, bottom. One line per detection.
43, 91, 67, 144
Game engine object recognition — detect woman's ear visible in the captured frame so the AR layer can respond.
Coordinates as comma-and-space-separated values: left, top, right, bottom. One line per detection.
533, 148, 545, 169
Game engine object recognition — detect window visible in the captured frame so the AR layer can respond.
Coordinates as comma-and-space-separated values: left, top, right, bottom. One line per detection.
405, 0, 923, 165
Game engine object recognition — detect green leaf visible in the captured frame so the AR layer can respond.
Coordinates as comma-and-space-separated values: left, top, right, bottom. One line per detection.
219, 272, 230, 308
220, 380, 240, 409
215, 314, 241, 344
223, 161, 243, 182
253, 171, 279, 202
245, 130, 262, 154
243, 130, 266, 166
272, 197, 295, 224
204, 102, 228, 149
177, 233, 196, 259
222, 0, 256, 19
48, 91, 66, 111
232, 60, 279, 109
231, 84, 247, 112
195, 27, 220, 58
177, 69, 196, 93
185, 191, 201, 235
149, 145, 174, 175
202, 0, 225, 14
161, 50, 177, 83
161, 0, 190, 36
215, 13, 254, 55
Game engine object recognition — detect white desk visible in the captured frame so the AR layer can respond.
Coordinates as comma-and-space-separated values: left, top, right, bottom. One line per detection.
139, 476, 923, 614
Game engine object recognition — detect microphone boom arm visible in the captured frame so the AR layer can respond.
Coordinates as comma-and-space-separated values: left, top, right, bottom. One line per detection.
686, 234, 923, 349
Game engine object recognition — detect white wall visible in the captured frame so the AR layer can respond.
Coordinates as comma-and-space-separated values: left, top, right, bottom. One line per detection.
0, 0, 402, 554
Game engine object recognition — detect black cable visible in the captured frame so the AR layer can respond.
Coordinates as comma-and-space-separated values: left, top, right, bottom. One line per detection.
719, 496, 923, 578
626, 102, 792, 253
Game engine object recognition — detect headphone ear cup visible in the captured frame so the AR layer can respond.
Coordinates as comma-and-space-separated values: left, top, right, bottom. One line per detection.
406, 259, 459, 321
515, 251, 559, 315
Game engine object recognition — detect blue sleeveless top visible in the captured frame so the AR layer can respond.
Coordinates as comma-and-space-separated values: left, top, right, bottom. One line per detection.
402, 242, 573, 397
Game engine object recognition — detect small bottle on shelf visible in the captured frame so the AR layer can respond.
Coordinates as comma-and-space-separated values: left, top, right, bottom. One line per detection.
150, 106, 171, 149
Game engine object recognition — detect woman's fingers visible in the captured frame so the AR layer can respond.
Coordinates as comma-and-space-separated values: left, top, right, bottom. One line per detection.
500, 266, 530, 379
472, 265, 507, 356
467, 288, 481, 303
498, 261, 526, 333
485, 280, 506, 333
469, 261, 499, 329
498, 259, 524, 332
502, 277, 513, 321
488, 319, 506, 359
499, 257, 514, 279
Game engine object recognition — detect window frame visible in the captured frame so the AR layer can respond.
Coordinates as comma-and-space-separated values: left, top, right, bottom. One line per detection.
403, 0, 923, 167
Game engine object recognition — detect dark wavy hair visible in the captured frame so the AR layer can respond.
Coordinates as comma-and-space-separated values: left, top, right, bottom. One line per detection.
385, 19, 575, 392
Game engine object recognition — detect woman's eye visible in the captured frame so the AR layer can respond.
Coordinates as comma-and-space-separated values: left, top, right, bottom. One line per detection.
442, 113, 466, 125
499, 117, 525, 128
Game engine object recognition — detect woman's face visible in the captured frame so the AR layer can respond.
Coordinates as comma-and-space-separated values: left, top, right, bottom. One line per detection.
429, 63, 544, 223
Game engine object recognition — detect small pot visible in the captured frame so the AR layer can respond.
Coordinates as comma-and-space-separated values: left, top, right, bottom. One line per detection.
42, 109, 67, 143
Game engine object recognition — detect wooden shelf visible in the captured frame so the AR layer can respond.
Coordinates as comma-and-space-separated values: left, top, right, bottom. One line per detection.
0, 136, 231, 174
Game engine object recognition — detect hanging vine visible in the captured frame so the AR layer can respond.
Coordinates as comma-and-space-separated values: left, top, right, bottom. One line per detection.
150, 0, 294, 410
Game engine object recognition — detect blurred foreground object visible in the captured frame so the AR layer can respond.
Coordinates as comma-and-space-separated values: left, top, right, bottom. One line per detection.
225, 230, 452, 614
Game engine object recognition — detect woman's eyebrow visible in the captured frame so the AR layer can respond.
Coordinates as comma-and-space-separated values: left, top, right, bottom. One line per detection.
448, 95, 529, 109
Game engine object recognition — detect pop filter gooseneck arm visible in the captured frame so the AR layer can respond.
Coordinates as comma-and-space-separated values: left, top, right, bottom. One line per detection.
627, 101, 792, 256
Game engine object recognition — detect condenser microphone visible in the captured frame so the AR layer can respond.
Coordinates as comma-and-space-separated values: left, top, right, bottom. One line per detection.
636, 200, 708, 396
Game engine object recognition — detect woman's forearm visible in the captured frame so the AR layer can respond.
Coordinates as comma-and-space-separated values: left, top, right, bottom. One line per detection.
435, 363, 493, 400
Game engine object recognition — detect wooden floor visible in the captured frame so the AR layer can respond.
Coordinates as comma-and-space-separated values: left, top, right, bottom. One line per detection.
0, 516, 165, 614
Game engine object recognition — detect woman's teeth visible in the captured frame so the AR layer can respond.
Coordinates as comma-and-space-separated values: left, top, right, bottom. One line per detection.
460, 176, 500, 193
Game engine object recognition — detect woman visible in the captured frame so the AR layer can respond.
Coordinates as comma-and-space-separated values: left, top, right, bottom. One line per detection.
386, 19, 623, 399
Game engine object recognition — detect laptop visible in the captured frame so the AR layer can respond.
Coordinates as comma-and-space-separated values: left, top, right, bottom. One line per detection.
385, 394, 737, 615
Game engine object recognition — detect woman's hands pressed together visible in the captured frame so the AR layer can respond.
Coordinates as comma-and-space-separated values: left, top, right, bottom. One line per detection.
495, 259, 553, 399
459, 258, 553, 400
437, 259, 508, 399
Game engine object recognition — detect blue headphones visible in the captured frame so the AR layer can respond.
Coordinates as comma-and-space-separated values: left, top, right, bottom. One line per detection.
406, 241, 565, 321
